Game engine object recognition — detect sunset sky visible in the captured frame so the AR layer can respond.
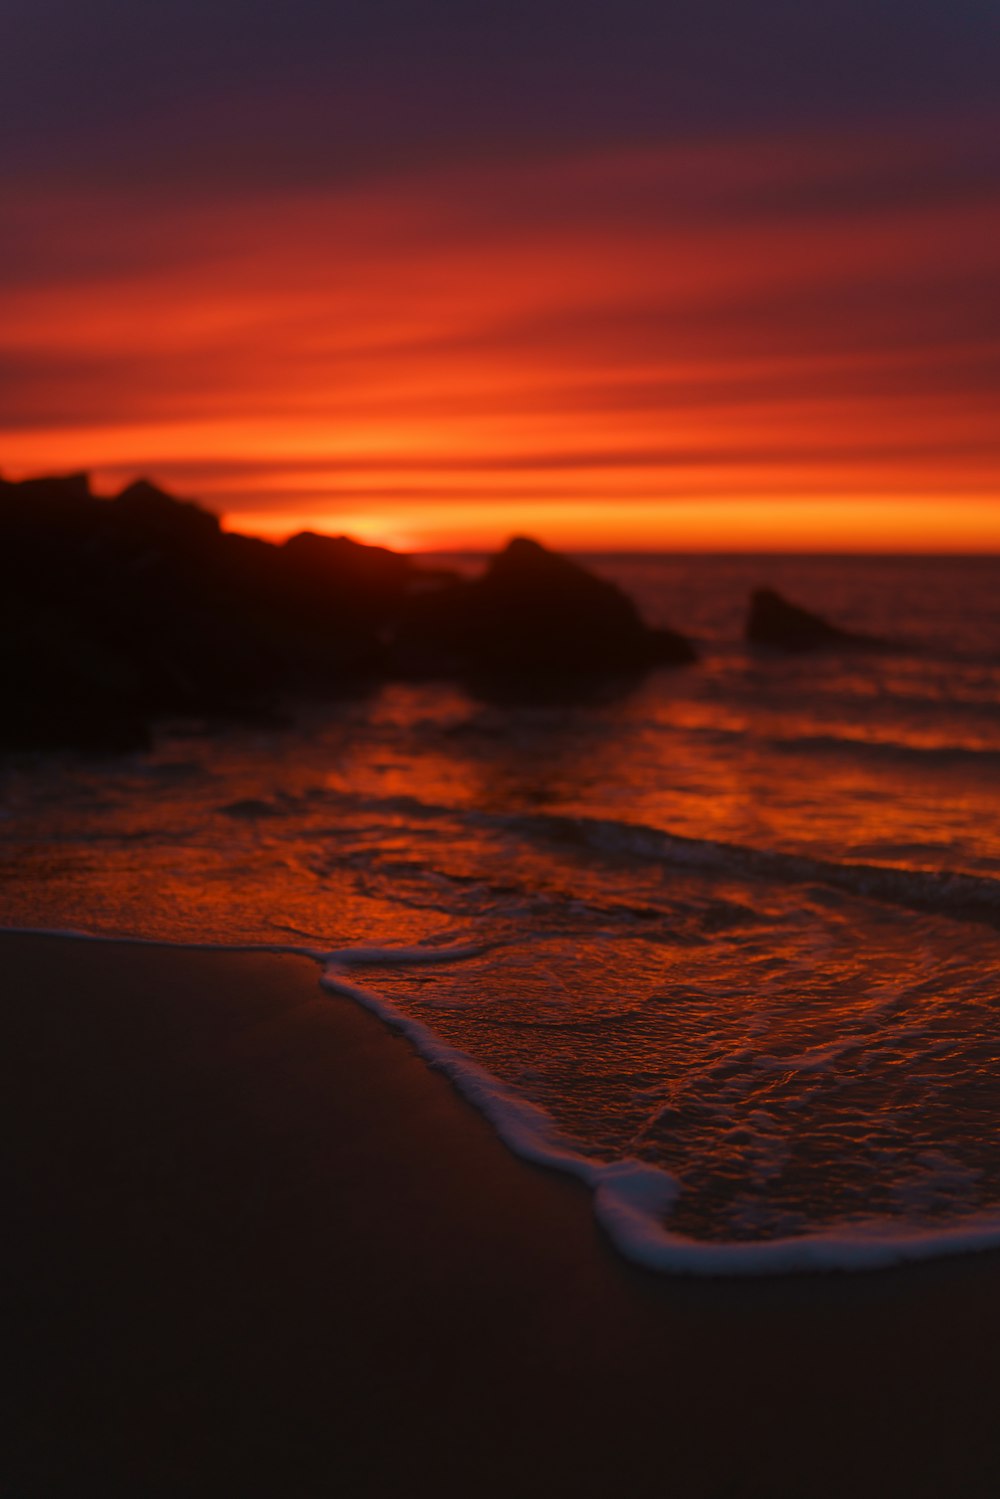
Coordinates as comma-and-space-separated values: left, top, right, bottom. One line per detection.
3, 1, 998, 551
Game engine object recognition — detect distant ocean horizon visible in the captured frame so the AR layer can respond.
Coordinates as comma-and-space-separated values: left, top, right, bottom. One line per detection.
6, 551, 1000, 1274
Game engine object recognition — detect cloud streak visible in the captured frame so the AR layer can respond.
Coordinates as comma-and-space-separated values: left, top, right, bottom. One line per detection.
2, 121, 998, 548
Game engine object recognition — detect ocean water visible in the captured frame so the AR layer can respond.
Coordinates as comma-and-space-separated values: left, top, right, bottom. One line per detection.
5, 551, 1000, 1274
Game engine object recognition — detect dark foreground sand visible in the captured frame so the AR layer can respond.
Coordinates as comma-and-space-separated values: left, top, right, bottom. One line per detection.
6, 932, 1000, 1498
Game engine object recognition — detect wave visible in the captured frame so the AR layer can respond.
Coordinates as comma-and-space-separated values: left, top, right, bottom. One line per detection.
522, 812, 1000, 928
765, 732, 1000, 770
596, 718, 1000, 770
319, 942, 1000, 1276
9, 921, 1000, 1277
213, 782, 1000, 929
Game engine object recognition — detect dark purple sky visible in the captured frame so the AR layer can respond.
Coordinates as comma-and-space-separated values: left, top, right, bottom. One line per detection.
6, 0, 997, 190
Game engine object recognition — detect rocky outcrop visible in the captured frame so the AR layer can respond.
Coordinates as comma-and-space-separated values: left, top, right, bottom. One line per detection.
0, 474, 696, 748
394, 536, 696, 694
745, 587, 883, 652
475, 537, 692, 664
0, 472, 398, 748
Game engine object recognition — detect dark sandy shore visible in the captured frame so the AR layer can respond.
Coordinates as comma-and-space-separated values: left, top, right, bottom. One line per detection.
6, 931, 1000, 1498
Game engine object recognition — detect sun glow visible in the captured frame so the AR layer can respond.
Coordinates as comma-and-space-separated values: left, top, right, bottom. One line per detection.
3, 126, 998, 550
230, 496, 1000, 554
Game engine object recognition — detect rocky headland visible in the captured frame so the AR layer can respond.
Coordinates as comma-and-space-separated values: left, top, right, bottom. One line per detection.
0, 472, 696, 750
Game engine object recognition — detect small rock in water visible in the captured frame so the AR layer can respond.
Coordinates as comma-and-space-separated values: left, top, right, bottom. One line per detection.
745, 587, 884, 652
460, 536, 697, 680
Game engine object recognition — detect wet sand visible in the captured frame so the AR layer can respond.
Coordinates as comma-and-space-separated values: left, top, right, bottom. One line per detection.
6, 930, 1000, 1497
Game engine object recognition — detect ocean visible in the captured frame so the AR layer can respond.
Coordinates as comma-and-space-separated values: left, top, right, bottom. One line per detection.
6, 551, 1000, 1275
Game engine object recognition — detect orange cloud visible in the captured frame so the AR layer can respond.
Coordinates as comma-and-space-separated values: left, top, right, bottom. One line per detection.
2, 121, 998, 550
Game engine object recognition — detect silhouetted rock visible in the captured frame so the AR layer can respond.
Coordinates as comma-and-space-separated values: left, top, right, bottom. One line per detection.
283, 532, 409, 599
393, 536, 696, 694
389, 576, 471, 679
279, 532, 410, 645
111, 478, 222, 554
746, 587, 883, 652
469, 536, 694, 673
0, 477, 697, 747
0, 470, 92, 520
0, 472, 400, 748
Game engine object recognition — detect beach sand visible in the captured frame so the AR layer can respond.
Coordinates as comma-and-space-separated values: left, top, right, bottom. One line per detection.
6, 930, 1000, 1497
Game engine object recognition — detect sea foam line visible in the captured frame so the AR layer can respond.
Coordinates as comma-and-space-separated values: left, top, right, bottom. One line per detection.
9, 922, 1000, 1277
319, 942, 1000, 1277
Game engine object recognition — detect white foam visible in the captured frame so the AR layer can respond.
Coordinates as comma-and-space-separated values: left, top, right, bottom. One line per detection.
10, 922, 1000, 1278
319, 944, 1000, 1278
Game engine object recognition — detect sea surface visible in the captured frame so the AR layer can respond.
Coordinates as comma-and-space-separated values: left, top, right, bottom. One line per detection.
6, 552, 1000, 1273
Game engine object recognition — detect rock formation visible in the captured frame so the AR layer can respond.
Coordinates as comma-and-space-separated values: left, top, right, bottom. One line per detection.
745, 587, 883, 652
0, 474, 696, 747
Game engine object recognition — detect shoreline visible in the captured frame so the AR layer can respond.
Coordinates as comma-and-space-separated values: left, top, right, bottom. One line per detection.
7, 930, 1000, 1496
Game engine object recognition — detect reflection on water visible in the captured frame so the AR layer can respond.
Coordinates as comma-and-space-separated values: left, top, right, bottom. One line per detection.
4, 553, 1000, 1245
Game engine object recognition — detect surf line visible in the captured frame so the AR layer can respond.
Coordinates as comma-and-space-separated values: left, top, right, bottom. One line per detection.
10, 924, 1000, 1276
